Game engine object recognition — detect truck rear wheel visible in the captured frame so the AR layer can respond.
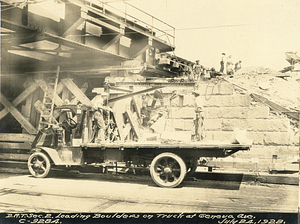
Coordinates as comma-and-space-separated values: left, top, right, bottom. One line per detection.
28, 152, 51, 178
150, 153, 186, 188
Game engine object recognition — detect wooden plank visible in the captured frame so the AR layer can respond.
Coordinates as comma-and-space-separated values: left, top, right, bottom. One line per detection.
0, 142, 31, 150
107, 86, 133, 93
112, 101, 125, 142
56, 82, 65, 96
123, 123, 131, 139
125, 110, 141, 139
0, 153, 29, 161
0, 133, 35, 142
61, 79, 93, 106
0, 81, 39, 120
22, 79, 34, 133
30, 87, 44, 128
131, 96, 141, 124
70, 83, 89, 105
0, 161, 28, 170
0, 95, 37, 134
108, 86, 164, 103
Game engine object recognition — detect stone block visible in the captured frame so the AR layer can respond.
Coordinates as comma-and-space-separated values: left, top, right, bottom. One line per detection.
246, 132, 264, 145
204, 119, 223, 131
180, 94, 251, 108
165, 119, 193, 131
263, 132, 291, 145
169, 108, 195, 119
196, 82, 234, 95
204, 131, 234, 143
204, 107, 269, 119
221, 119, 289, 132
169, 106, 269, 120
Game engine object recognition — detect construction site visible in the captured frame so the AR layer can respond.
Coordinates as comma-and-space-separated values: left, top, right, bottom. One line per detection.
0, 0, 299, 217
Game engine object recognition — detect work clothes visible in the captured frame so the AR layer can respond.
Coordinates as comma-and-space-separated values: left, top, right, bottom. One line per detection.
193, 95, 204, 141
220, 55, 227, 74
92, 109, 105, 142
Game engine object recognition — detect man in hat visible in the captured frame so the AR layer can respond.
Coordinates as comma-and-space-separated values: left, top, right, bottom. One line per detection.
220, 53, 227, 74
91, 92, 111, 143
192, 90, 204, 141
193, 60, 203, 81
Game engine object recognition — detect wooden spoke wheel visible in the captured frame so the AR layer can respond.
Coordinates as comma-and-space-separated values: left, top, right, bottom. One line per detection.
186, 157, 198, 177
150, 153, 186, 188
28, 152, 51, 178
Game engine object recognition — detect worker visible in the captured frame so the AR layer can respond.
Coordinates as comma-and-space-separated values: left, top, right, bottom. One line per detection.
192, 90, 204, 141
141, 94, 151, 126
92, 96, 106, 143
234, 60, 242, 72
220, 53, 227, 74
193, 60, 202, 81
187, 63, 195, 81
151, 89, 164, 109
226, 55, 234, 75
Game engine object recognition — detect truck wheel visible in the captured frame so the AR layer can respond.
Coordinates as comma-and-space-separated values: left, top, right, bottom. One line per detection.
28, 152, 51, 178
150, 153, 186, 188
186, 157, 198, 177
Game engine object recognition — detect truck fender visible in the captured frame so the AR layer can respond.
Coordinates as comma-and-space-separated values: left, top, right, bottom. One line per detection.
31, 147, 62, 165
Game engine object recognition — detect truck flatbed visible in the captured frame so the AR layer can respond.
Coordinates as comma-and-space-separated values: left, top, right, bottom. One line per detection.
82, 141, 251, 150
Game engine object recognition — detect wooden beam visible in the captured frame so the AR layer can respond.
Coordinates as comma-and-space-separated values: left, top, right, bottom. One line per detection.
0, 133, 36, 142
61, 79, 93, 106
22, 79, 34, 133
0, 153, 29, 161
0, 94, 37, 134
0, 142, 31, 150
0, 81, 39, 120
70, 83, 89, 105
108, 86, 163, 103
107, 85, 133, 93
125, 110, 141, 139
131, 96, 141, 124
112, 100, 126, 142
123, 123, 131, 139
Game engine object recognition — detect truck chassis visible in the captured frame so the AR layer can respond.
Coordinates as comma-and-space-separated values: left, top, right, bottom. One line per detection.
28, 139, 250, 188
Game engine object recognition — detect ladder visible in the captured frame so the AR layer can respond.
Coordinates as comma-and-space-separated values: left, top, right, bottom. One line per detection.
38, 66, 60, 130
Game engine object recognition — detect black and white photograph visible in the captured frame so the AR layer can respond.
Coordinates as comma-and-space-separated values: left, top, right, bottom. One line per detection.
0, 0, 299, 223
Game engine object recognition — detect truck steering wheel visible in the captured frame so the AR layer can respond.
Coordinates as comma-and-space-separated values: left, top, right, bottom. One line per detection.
66, 118, 77, 129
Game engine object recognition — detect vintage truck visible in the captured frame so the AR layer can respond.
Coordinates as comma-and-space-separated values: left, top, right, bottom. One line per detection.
27, 104, 251, 188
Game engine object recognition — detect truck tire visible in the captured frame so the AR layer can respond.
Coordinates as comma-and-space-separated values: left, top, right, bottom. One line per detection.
150, 152, 186, 188
28, 152, 51, 178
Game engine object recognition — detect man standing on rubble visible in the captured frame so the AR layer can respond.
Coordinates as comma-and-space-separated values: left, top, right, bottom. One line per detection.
192, 90, 204, 141
220, 53, 227, 74
193, 60, 202, 81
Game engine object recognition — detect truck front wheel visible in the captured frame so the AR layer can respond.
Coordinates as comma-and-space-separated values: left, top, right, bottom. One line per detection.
150, 153, 186, 188
28, 152, 51, 178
